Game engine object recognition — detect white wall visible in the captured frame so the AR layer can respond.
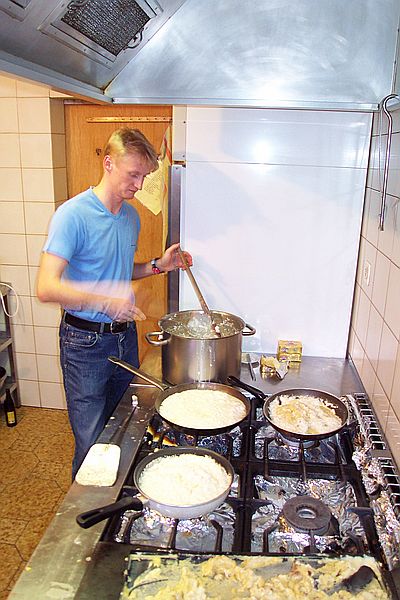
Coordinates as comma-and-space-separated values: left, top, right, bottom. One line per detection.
179, 107, 372, 357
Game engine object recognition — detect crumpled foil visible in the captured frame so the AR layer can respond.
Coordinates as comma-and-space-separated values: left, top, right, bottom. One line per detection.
124, 502, 236, 552
347, 395, 400, 570
252, 475, 366, 554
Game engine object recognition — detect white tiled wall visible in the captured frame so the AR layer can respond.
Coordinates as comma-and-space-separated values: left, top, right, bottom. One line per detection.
0, 72, 67, 409
349, 106, 400, 468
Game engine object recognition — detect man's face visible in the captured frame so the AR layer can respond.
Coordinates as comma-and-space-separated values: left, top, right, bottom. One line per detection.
107, 152, 154, 200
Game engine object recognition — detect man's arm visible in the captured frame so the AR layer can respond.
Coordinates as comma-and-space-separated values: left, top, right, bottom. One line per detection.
37, 252, 145, 322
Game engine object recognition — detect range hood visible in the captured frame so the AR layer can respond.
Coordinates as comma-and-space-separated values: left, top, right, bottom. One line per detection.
0, 0, 399, 109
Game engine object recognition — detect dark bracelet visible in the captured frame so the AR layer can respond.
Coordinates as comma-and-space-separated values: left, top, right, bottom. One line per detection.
151, 258, 162, 274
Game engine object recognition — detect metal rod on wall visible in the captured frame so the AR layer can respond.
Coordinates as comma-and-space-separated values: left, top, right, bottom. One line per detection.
378, 93, 399, 231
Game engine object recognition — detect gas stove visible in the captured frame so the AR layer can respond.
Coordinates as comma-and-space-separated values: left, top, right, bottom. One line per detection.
99, 391, 400, 597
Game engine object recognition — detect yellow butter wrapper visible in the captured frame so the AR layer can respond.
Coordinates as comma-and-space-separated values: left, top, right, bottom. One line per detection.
277, 339, 302, 362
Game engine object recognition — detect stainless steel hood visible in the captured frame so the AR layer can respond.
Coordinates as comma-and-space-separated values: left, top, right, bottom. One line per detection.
0, 0, 399, 109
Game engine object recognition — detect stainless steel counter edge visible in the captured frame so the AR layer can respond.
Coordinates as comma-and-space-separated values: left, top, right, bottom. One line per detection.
9, 385, 158, 600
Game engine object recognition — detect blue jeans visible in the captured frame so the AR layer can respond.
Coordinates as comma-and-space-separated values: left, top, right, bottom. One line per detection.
59, 319, 139, 479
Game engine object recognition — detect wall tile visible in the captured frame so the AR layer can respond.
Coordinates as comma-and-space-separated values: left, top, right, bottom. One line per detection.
0, 133, 20, 168
0, 74, 16, 97
377, 322, 398, 397
0, 168, 23, 201
0, 265, 30, 295
0, 234, 27, 265
361, 355, 376, 400
354, 287, 370, 347
50, 100, 65, 134
0, 98, 18, 133
34, 326, 59, 356
392, 203, 400, 268
360, 239, 376, 300
371, 378, 390, 431
28, 265, 38, 296
387, 130, 400, 197
24, 203, 54, 235
17, 98, 51, 133
20, 134, 53, 168
26, 235, 45, 266
18, 379, 40, 407
22, 168, 56, 202
390, 345, 400, 421
377, 194, 396, 259
365, 304, 383, 370
0, 201, 24, 234
9, 295, 32, 326
392, 109, 400, 135
15, 352, 38, 381
16, 80, 49, 98
11, 324, 35, 353
364, 189, 380, 247
385, 262, 400, 339
350, 331, 364, 376
39, 381, 66, 410
36, 354, 62, 383
350, 283, 360, 331
31, 297, 61, 328
371, 250, 390, 316
385, 405, 400, 470
51, 134, 66, 169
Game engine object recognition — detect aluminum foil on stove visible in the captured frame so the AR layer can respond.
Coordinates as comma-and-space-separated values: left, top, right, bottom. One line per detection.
252, 475, 366, 554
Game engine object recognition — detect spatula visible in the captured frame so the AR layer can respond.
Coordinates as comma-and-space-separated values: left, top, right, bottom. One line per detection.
75, 395, 138, 486
178, 247, 221, 337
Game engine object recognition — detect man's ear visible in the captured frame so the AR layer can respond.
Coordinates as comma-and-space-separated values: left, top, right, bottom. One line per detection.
104, 155, 112, 172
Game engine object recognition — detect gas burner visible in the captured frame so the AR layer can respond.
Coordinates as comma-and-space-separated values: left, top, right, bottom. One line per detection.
277, 434, 318, 449
282, 495, 333, 535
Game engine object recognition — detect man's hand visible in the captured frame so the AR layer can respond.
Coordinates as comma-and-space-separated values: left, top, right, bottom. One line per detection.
157, 242, 193, 272
104, 297, 146, 322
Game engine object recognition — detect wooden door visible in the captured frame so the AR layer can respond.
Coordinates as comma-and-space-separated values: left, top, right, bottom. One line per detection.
64, 103, 172, 363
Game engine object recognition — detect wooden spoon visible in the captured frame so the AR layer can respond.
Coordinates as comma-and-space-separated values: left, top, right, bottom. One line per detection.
178, 248, 221, 337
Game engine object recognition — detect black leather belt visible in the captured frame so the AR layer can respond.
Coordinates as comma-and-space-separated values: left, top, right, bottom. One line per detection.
64, 312, 129, 334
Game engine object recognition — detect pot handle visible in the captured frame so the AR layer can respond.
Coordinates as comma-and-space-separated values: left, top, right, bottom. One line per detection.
242, 323, 256, 336
145, 331, 170, 346
108, 356, 169, 391
76, 496, 143, 529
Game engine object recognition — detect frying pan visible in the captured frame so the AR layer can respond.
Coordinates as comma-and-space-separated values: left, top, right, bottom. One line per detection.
76, 447, 234, 528
226, 376, 348, 442
108, 357, 251, 435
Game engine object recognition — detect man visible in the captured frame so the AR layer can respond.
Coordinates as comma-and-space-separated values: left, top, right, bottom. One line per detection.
37, 128, 192, 478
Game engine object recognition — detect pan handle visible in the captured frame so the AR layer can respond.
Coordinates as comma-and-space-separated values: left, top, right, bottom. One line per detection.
242, 323, 256, 336
145, 331, 170, 346
226, 375, 266, 400
76, 496, 144, 529
108, 356, 169, 391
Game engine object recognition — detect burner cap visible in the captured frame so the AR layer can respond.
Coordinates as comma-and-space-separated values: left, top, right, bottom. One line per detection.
282, 495, 332, 535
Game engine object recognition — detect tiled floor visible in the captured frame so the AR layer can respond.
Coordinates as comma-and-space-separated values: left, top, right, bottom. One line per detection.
0, 405, 74, 599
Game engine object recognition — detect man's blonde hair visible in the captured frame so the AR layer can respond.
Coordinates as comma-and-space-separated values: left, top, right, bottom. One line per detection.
104, 128, 158, 170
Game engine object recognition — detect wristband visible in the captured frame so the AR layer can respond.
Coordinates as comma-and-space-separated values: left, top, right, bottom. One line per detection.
151, 258, 162, 274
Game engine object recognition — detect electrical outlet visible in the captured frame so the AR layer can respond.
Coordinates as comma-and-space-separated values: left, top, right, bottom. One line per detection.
363, 260, 371, 287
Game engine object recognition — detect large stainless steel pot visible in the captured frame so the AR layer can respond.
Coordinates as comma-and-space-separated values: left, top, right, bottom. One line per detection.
145, 309, 256, 384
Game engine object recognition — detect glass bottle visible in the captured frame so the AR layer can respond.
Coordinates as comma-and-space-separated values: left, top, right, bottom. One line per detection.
4, 389, 17, 427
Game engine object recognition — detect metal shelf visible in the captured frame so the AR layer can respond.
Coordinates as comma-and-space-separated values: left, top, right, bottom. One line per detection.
0, 334, 12, 353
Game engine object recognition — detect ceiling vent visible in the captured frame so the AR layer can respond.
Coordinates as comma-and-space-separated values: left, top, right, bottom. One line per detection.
39, 0, 163, 67
0, 0, 33, 21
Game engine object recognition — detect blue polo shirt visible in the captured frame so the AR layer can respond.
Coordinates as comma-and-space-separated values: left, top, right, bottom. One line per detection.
43, 187, 140, 322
